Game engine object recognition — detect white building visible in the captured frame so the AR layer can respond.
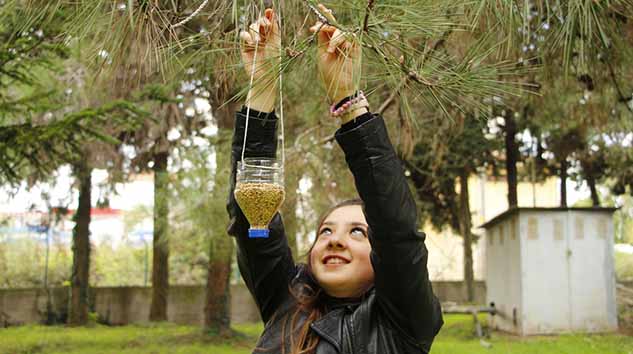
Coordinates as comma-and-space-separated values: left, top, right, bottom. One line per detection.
482, 207, 618, 335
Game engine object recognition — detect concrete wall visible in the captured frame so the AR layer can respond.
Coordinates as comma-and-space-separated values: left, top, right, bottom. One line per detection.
0, 281, 485, 327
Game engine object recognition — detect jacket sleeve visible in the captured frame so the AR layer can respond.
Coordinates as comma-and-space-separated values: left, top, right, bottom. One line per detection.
226, 108, 296, 324
335, 113, 443, 344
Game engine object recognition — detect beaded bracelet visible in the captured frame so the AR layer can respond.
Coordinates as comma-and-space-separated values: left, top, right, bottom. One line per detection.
333, 91, 362, 110
330, 91, 368, 117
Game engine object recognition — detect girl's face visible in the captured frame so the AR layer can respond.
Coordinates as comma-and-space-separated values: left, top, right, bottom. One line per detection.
310, 205, 374, 298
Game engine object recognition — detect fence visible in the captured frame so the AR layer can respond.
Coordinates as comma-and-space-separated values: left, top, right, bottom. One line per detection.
0, 281, 486, 327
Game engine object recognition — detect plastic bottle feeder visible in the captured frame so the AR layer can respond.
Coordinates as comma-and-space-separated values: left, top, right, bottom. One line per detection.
234, 158, 285, 238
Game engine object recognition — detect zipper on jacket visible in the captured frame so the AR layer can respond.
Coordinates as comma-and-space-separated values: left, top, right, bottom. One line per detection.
345, 315, 356, 354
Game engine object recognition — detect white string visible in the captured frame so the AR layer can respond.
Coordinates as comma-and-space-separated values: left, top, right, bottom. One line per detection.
241, 36, 258, 164
278, 1, 285, 168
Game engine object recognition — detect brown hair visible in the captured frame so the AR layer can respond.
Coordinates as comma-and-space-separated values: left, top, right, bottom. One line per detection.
282, 199, 364, 354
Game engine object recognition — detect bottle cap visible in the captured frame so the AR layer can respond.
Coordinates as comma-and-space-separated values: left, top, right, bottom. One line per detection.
248, 228, 270, 238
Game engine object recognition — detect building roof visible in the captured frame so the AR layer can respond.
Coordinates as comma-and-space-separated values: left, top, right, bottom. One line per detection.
479, 207, 619, 230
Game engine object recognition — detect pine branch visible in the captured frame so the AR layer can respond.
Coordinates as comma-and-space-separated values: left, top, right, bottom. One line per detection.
171, 0, 210, 28
605, 57, 633, 114
363, 0, 376, 33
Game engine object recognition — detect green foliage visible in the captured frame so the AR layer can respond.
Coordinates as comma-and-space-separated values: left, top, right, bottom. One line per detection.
0, 4, 154, 187
0, 234, 219, 288
91, 243, 149, 286
407, 114, 499, 232
13, 0, 527, 121
615, 251, 633, 281
0, 237, 72, 288
0, 101, 148, 185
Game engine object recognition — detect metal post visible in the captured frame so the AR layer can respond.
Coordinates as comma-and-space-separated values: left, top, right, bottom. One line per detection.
43, 223, 52, 288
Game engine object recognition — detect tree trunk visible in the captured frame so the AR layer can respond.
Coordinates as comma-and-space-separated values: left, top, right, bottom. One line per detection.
204, 102, 239, 332
69, 161, 92, 326
560, 158, 568, 208
281, 168, 300, 258
587, 174, 600, 207
204, 233, 233, 333
458, 171, 475, 302
505, 112, 519, 208
149, 151, 169, 322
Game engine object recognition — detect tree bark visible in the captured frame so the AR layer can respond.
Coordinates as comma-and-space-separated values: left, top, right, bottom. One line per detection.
587, 174, 600, 207
560, 158, 568, 208
458, 171, 475, 302
504, 112, 519, 208
69, 161, 92, 326
204, 233, 233, 333
281, 168, 300, 258
149, 151, 169, 322
203, 102, 239, 332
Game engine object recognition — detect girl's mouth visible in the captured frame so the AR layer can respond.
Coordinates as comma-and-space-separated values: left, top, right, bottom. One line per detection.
322, 255, 351, 265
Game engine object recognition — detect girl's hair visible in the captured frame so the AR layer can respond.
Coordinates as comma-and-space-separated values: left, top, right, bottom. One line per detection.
283, 199, 364, 354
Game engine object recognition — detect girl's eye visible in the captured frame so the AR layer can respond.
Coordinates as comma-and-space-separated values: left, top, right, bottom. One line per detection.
319, 227, 332, 236
351, 227, 367, 238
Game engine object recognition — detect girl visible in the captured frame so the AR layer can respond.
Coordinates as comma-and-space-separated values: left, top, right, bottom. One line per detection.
227, 5, 443, 354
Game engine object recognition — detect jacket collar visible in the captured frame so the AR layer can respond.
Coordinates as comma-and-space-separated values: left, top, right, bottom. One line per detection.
310, 308, 344, 352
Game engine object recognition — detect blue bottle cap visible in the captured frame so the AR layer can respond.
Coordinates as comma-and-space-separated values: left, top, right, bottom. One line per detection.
248, 228, 270, 238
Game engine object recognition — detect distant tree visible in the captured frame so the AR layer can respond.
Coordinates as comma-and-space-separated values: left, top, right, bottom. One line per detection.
407, 114, 498, 302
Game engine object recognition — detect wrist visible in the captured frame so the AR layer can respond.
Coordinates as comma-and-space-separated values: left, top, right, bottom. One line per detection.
246, 88, 277, 113
330, 91, 369, 124
339, 107, 369, 124
330, 89, 357, 105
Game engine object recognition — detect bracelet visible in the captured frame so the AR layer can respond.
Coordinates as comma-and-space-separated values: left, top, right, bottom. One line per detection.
333, 91, 362, 110
330, 91, 368, 117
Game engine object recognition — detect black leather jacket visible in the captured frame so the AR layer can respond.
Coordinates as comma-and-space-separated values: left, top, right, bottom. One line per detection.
227, 109, 443, 354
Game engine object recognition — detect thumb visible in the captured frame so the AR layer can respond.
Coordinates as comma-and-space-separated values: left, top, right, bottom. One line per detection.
327, 29, 345, 54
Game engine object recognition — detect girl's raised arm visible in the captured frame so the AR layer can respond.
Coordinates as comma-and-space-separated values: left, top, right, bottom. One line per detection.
311, 4, 443, 346
227, 9, 296, 324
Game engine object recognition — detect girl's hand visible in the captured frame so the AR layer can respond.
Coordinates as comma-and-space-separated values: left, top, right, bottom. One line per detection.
240, 9, 281, 113
309, 4, 362, 105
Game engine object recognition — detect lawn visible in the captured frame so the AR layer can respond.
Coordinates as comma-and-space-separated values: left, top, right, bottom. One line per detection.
1, 315, 631, 354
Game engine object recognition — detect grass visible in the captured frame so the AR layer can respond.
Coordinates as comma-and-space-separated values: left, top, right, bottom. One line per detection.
0, 315, 631, 354
433, 315, 633, 354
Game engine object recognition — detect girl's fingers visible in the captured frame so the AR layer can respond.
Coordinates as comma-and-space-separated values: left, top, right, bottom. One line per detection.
246, 13, 275, 45
318, 3, 337, 24
240, 30, 255, 47
265, 8, 274, 21
310, 22, 336, 50
327, 29, 346, 54
264, 9, 278, 37
248, 23, 261, 43
309, 21, 323, 33
259, 17, 272, 35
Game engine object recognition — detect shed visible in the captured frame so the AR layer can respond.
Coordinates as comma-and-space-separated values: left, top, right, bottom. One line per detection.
481, 207, 618, 335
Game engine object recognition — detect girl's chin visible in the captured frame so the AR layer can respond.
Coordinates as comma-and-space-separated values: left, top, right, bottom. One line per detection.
316, 273, 355, 288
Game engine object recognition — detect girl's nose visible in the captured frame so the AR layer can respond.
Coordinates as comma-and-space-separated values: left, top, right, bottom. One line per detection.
327, 232, 346, 249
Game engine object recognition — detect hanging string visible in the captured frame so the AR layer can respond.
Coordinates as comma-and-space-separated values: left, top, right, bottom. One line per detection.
240, 34, 259, 164
278, 0, 285, 168
240, 1, 285, 171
